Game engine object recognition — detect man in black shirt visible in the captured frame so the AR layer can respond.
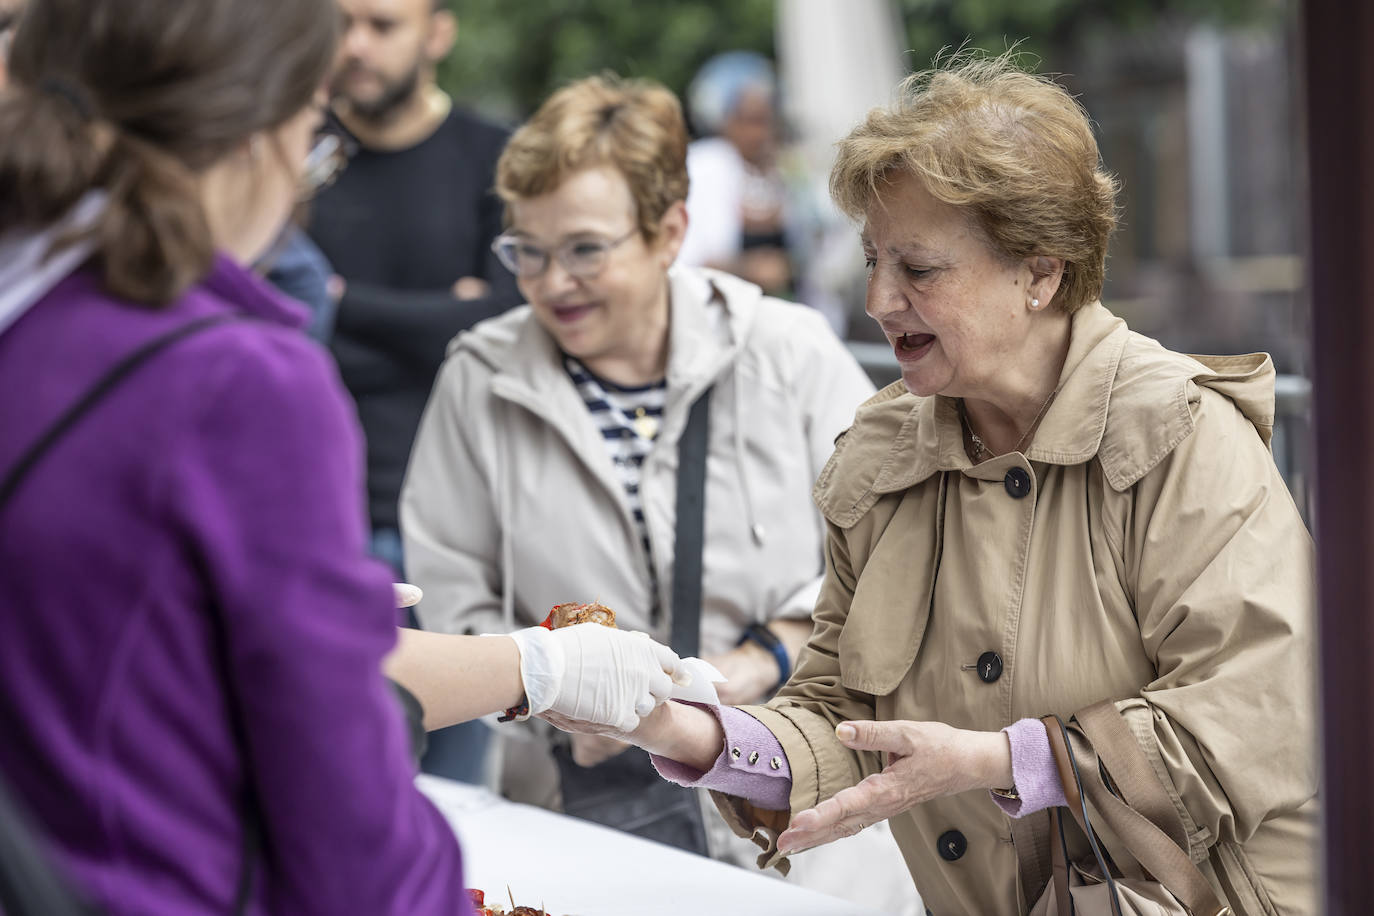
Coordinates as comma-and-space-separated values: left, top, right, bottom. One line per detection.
310, 0, 518, 575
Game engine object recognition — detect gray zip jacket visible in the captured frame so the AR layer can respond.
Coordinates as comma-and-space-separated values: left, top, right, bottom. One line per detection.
400, 266, 875, 654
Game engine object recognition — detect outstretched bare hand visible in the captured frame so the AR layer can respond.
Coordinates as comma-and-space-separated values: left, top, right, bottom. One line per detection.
777, 719, 1012, 855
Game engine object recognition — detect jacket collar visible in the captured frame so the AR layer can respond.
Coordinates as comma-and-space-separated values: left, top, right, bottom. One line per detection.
816, 302, 1273, 527
864, 302, 1129, 497
0, 192, 105, 339
201, 253, 310, 329
0, 190, 308, 338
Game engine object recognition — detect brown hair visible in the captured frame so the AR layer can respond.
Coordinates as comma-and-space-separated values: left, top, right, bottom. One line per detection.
0, 0, 339, 305
496, 74, 689, 241
830, 52, 1118, 313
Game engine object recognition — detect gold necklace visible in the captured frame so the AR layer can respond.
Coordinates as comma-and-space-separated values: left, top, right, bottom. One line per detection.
958, 389, 1058, 462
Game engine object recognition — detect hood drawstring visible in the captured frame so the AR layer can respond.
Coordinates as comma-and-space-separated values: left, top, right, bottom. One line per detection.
499, 399, 516, 632
731, 367, 766, 555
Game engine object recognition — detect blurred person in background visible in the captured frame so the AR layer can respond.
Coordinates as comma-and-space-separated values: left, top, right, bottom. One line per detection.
677, 51, 795, 298
309, 0, 520, 785
551, 53, 1317, 916
0, 0, 684, 912
678, 49, 851, 335
262, 225, 343, 343
308, 0, 518, 578
401, 74, 922, 914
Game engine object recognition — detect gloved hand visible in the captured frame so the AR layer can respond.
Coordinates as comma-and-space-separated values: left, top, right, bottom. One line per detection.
506, 624, 687, 733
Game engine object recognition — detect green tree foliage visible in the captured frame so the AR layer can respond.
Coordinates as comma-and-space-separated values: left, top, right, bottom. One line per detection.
439, 0, 1282, 123
897, 0, 1284, 71
438, 0, 776, 124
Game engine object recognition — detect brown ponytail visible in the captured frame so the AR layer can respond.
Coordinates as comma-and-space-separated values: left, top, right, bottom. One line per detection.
93, 130, 216, 307
0, 0, 339, 306
0, 88, 109, 232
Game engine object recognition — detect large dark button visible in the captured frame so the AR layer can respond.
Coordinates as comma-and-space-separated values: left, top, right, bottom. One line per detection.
1004, 467, 1032, 499
977, 651, 1004, 683
937, 829, 968, 861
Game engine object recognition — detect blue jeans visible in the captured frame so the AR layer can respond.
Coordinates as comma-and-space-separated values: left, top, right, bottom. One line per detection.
370, 526, 493, 785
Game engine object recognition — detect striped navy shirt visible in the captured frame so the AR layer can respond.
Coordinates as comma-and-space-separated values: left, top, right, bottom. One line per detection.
565, 356, 668, 618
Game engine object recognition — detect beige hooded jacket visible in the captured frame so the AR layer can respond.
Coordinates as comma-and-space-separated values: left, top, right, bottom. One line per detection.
401, 265, 874, 655
717, 303, 1318, 915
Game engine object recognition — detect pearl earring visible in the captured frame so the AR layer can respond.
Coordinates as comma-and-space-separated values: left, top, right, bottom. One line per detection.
1031, 297, 1040, 310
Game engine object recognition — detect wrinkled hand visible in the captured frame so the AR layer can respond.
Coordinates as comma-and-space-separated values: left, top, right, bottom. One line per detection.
704, 642, 777, 705
776, 719, 1012, 855
508, 624, 687, 733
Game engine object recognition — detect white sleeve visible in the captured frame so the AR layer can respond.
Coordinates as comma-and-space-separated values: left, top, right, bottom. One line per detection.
679, 140, 745, 268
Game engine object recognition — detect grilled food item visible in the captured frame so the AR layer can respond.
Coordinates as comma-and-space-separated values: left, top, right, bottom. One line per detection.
540, 601, 616, 629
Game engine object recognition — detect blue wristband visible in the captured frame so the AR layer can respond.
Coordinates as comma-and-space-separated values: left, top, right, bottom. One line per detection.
737, 622, 790, 694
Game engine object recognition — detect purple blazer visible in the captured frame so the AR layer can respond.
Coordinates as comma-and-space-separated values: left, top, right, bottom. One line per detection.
0, 256, 471, 915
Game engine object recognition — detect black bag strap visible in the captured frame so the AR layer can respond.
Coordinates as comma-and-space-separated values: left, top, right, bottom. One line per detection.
0, 312, 261, 915
0, 314, 238, 510
669, 386, 712, 657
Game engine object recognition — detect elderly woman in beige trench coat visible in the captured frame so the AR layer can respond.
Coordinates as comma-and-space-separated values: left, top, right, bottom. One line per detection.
544, 53, 1318, 915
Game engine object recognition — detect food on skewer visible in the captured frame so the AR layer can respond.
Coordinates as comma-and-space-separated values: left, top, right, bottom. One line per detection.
466, 888, 551, 916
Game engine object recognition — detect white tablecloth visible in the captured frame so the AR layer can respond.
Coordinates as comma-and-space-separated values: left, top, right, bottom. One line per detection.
417, 775, 887, 916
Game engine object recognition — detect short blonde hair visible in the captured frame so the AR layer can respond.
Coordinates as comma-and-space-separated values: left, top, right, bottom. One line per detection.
496, 74, 689, 240
830, 53, 1118, 312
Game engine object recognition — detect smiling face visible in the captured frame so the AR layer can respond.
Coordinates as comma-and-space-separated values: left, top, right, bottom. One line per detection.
508, 165, 685, 383
862, 171, 1045, 402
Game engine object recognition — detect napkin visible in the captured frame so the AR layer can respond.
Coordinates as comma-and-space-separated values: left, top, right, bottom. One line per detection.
668, 657, 727, 705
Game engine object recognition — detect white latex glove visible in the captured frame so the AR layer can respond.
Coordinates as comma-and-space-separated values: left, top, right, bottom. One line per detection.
506, 624, 687, 732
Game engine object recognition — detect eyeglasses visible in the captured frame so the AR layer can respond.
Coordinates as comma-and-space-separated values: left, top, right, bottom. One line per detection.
299, 112, 354, 201
491, 228, 638, 279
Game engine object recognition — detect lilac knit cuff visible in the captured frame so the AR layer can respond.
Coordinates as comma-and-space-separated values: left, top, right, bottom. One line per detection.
990, 717, 1067, 818
649, 703, 792, 811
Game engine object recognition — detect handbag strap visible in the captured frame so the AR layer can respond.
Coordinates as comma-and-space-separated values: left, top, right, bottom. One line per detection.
1043, 713, 1231, 916
669, 386, 712, 657
0, 312, 260, 915
0, 314, 238, 510
1011, 809, 1055, 907
1045, 715, 1130, 915
1047, 808, 1074, 916
1076, 700, 1190, 852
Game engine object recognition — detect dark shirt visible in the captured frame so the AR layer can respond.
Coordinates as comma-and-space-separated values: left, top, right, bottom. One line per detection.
308, 107, 519, 531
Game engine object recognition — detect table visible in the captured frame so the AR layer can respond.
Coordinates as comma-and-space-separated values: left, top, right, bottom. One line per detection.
418, 775, 887, 916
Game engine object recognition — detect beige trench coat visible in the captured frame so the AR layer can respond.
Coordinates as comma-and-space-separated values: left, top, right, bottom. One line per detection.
716, 303, 1318, 915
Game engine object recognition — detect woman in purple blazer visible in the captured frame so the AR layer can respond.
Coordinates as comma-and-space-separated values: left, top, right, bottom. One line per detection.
0, 2, 683, 914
